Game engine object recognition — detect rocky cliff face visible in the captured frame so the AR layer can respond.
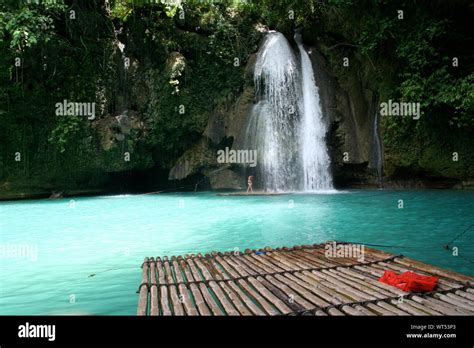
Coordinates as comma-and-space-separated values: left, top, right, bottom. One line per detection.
307, 43, 383, 187
168, 54, 257, 190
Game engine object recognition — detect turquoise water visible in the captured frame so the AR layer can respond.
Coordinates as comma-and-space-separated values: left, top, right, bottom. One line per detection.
0, 190, 473, 315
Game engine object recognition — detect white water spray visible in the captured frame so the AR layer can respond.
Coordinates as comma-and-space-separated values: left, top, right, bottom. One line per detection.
249, 31, 301, 191
295, 33, 333, 191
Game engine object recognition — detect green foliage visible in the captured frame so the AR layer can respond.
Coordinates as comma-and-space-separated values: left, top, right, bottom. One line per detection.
107, 1, 263, 165
0, 3, 65, 50
237, 0, 321, 30
0, 1, 116, 183
110, 0, 134, 21
323, 0, 473, 141
441, 74, 474, 128
48, 117, 84, 153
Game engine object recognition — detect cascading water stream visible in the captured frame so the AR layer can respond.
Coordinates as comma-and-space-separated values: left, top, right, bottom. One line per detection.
247, 31, 301, 191
245, 30, 333, 192
295, 33, 333, 191
372, 94, 384, 186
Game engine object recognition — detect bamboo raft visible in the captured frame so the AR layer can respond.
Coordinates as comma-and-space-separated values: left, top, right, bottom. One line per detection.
137, 242, 474, 316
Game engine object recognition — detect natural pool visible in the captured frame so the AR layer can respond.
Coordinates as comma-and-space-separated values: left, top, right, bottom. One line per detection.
0, 189, 473, 315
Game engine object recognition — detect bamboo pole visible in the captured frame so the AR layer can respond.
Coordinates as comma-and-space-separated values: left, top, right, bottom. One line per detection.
432, 293, 474, 312
156, 257, 166, 285
365, 303, 397, 315
266, 252, 302, 271
149, 258, 159, 316
274, 273, 331, 308
137, 257, 149, 316
169, 285, 185, 315
307, 248, 355, 267
209, 281, 239, 315
311, 270, 375, 302
189, 283, 211, 315
412, 295, 470, 315
224, 253, 253, 277
219, 281, 252, 315
331, 268, 394, 297
239, 251, 274, 275
256, 276, 305, 313
186, 254, 227, 315
283, 251, 323, 269
455, 290, 474, 301
297, 271, 352, 304
292, 250, 334, 268
352, 264, 384, 278
250, 253, 287, 272
336, 267, 406, 297
207, 254, 230, 280
375, 301, 410, 315
431, 295, 472, 314
322, 269, 388, 299
237, 278, 280, 315
236, 253, 315, 312
266, 251, 301, 271
264, 275, 315, 310
163, 256, 175, 284
224, 255, 253, 276
410, 295, 459, 315
362, 246, 396, 259
354, 305, 376, 316
305, 249, 345, 267
244, 253, 325, 310
327, 307, 345, 316
279, 251, 319, 270
197, 284, 223, 315
245, 277, 292, 314
160, 285, 172, 315
214, 255, 240, 278
224, 253, 291, 315
194, 257, 214, 281
389, 299, 429, 316
235, 253, 269, 276
171, 256, 184, 283
178, 283, 199, 315
178, 256, 194, 282
185, 256, 203, 281
445, 292, 474, 308
228, 280, 266, 316
202, 255, 224, 280
401, 298, 442, 316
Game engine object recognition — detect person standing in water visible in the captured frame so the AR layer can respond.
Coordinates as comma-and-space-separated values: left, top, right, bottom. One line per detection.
247, 175, 254, 193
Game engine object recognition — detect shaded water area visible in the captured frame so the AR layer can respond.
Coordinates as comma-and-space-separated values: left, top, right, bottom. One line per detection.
0, 190, 473, 314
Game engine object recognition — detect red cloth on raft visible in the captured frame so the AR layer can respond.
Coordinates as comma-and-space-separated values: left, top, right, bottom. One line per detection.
378, 270, 438, 292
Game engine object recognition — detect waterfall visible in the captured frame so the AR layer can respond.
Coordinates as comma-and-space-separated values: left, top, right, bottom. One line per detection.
372, 94, 384, 186
250, 31, 301, 191
295, 33, 333, 191
244, 31, 333, 192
